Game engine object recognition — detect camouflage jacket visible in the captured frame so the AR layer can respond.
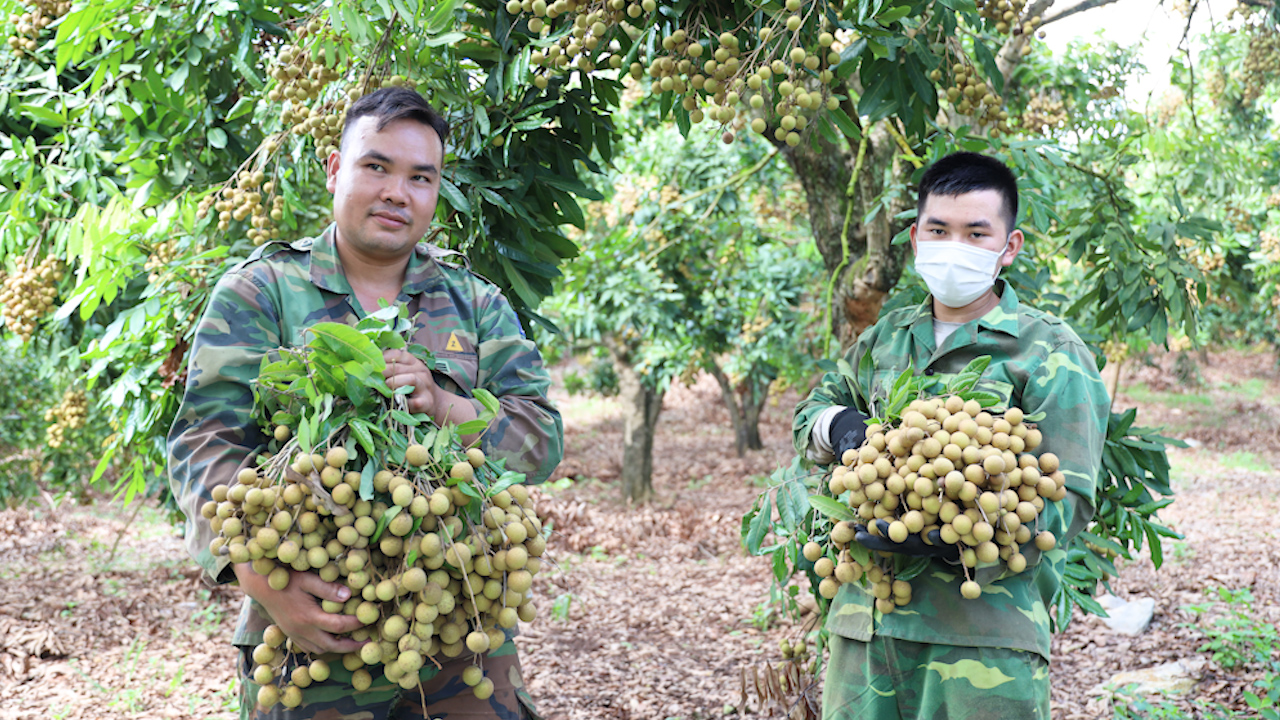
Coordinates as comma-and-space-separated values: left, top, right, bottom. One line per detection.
167, 225, 563, 645
793, 281, 1110, 660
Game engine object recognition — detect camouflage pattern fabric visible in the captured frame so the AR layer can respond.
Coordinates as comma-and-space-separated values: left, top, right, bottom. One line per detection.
167, 223, 563, 649
821, 633, 1049, 720
238, 637, 541, 720
793, 280, 1110, 661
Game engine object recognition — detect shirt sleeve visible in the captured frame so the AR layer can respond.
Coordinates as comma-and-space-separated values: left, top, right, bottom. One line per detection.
167, 270, 278, 586
792, 328, 877, 460
472, 283, 563, 485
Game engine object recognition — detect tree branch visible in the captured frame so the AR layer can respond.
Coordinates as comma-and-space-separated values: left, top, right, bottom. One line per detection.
996, 0, 1056, 83
1041, 0, 1125, 28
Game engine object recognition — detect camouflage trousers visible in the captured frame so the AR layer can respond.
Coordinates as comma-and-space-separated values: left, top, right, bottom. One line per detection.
822, 634, 1049, 720
238, 639, 539, 720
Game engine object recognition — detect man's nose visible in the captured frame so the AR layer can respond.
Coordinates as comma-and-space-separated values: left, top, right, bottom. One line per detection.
380, 174, 408, 205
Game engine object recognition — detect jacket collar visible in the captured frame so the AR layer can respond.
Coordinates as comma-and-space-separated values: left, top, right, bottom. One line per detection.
896, 279, 1022, 339
307, 224, 442, 299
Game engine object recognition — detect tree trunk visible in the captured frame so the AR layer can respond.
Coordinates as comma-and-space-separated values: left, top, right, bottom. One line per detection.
741, 376, 767, 452
614, 353, 663, 503
777, 101, 913, 349
708, 361, 769, 457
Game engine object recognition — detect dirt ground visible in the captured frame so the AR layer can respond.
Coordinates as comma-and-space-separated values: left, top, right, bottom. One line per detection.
0, 348, 1277, 720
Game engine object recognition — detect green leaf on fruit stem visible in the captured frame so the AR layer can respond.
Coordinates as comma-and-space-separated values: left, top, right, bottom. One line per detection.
486, 469, 525, 497
360, 459, 375, 502
809, 495, 855, 523
371, 505, 401, 543
390, 409, 419, 426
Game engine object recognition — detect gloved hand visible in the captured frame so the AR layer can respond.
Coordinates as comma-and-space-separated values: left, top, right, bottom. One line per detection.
854, 520, 960, 562
830, 407, 871, 459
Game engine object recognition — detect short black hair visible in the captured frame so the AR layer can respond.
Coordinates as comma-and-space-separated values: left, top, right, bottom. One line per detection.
917, 152, 1019, 231
341, 86, 450, 153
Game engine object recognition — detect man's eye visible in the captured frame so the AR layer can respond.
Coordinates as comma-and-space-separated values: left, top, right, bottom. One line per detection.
367, 163, 384, 172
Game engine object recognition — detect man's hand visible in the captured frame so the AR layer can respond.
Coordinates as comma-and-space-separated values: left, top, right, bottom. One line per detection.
831, 407, 871, 459
383, 348, 443, 416
233, 563, 366, 656
854, 520, 960, 562
383, 348, 482, 440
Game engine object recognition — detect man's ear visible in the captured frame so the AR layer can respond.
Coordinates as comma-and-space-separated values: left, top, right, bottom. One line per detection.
1001, 229, 1025, 267
909, 222, 919, 255
325, 149, 341, 194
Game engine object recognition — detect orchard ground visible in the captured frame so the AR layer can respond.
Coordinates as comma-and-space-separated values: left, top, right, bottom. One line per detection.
0, 348, 1277, 720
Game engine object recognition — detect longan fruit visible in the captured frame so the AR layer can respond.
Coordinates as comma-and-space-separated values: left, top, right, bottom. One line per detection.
960, 580, 982, 599
405, 443, 431, 466
803, 541, 823, 562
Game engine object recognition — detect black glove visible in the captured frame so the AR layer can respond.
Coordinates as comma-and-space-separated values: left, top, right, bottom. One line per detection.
854, 520, 961, 562
830, 406, 870, 459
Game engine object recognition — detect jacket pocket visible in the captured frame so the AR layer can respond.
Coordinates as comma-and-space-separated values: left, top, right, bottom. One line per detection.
435, 351, 478, 397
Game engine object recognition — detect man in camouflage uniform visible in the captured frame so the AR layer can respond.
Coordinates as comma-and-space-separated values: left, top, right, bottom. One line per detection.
168, 87, 562, 719
793, 152, 1110, 719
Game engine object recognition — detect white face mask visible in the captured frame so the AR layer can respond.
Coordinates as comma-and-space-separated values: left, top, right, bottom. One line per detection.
914, 238, 1008, 308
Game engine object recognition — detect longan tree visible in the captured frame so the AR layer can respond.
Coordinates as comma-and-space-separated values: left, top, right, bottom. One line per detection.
0, 0, 615, 498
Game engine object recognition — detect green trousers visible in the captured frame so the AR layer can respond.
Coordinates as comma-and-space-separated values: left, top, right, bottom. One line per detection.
822, 634, 1050, 720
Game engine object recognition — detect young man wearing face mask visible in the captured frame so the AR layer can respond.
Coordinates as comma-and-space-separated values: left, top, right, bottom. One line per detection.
793, 152, 1110, 719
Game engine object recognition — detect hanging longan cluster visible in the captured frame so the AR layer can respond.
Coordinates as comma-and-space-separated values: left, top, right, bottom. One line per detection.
1241, 28, 1280, 106
144, 241, 178, 284
5, 0, 70, 56
975, 0, 1044, 40
515, 0, 842, 145
930, 59, 1010, 134
1225, 204, 1252, 233
1260, 231, 1279, 263
0, 255, 63, 342
43, 388, 87, 449
263, 18, 375, 162
807, 395, 1062, 612
204, 441, 546, 710
1020, 93, 1067, 136
197, 170, 286, 246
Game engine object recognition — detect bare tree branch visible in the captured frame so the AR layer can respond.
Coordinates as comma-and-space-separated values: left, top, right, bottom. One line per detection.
1041, 0, 1126, 28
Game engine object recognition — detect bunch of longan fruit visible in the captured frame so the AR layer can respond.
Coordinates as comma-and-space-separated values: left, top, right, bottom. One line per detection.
5, 0, 70, 56
510, 0, 842, 145
44, 388, 87, 449
204, 438, 547, 709
807, 394, 1064, 613
0, 254, 63, 343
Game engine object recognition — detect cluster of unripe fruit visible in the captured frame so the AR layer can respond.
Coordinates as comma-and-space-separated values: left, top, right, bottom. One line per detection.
43, 388, 87, 449
511, 0, 841, 145
930, 57, 1011, 134
265, 19, 357, 161
197, 169, 286, 246
1020, 93, 1068, 135
975, 0, 1044, 39
144, 241, 177, 284
807, 395, 1062, 612
1242, 27, 1279, 106
203, 440, 546, 709
0, 254, 63, 343
5, 0, 69, 56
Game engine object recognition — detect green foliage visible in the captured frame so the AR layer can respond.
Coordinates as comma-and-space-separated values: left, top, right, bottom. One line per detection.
1183, 587, 1280, 672
0, 0, 621, 503
1055, 410, 1185, 629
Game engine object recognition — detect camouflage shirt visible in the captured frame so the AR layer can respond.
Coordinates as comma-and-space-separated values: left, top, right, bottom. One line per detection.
793, 281, 1109, 661
167, 225, 563, 645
